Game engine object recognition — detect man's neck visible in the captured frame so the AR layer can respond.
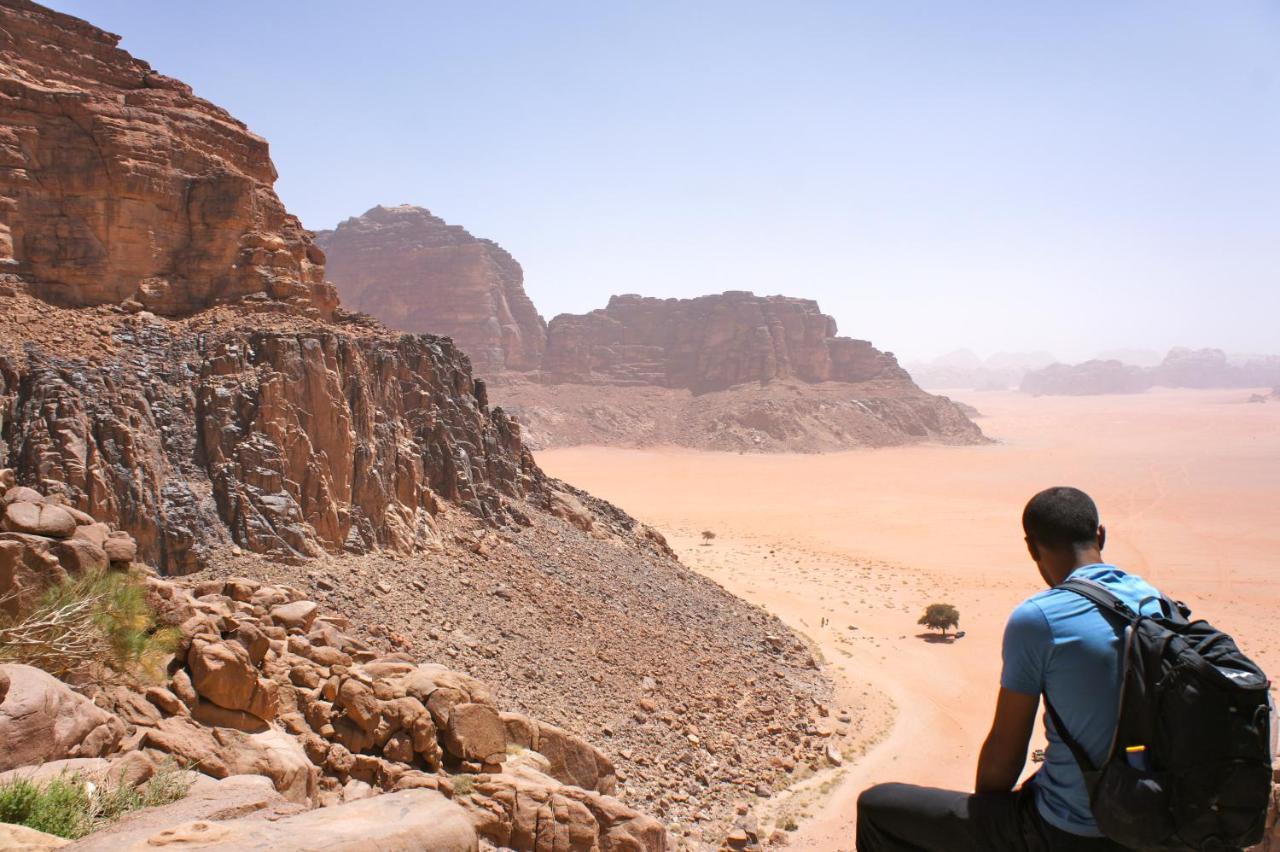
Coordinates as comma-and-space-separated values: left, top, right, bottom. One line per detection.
1047, 548, 1105, 585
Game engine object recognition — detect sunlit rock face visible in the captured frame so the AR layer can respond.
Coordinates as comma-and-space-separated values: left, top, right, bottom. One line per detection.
0, 0, 335, 317
315, 206, 547, 375
542, 291, 907, 394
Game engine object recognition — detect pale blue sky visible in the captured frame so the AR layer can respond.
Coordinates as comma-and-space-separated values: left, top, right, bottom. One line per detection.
51, 1, 1280, 361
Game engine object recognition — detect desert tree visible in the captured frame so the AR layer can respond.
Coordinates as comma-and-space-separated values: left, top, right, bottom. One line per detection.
700, 530, 716, 545
917, 603, 960, 638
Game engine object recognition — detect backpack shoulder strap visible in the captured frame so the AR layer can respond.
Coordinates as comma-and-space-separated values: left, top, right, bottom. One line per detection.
1055, 577, 1139, 623
1043, 693, 1098, 776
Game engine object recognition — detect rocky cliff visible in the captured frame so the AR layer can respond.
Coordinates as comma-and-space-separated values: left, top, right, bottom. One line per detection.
314, 211, 987, 450
0, 300, 533, 575
542, 292, 906, 393
0, 0, 335, 318
314, 206, 547, 374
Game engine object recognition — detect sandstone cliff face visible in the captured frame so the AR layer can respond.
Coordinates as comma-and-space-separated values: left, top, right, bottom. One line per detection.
0, 303, 534, 575
543, 291, 906, 393
314, 206, 547, 374
0, 0, 335, 317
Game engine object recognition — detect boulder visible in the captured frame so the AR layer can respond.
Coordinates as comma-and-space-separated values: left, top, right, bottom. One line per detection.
463, 766, 665, 852
187, 638, 278, 721
269, 600, 318, 633
2, 502, 76, 539
2, 486, 44, 506
501, 712, 616, 794
139, 717, 314, 804
102, 533, 138, 565
442, 702, 506, 763
67, 788, 476, 852
51, 539, 109, 575
0, 823, 68, 850
0, 664, 124, 772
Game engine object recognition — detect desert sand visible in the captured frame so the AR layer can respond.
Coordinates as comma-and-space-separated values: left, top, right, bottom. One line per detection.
539, 388, 1280, 850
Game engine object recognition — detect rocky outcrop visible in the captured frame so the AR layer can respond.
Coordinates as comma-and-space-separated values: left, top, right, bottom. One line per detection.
314, 206, 547, 374
314, 205, 987, 450
1152, 348, 1280, 390
0, 0, 336, 318
1020, 359, 1153, 396
542, 291, 906, 393
69, 789, 479, 852
1021, 348, 1280, 396
0, 300, 536, 574
0, 664, 125, 771
108, 572, 667, 849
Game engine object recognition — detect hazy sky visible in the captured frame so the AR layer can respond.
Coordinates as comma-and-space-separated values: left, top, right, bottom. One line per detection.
52, 1, 1280, 362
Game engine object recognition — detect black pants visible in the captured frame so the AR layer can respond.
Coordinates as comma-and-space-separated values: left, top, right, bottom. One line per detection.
856, 783, 1128, 851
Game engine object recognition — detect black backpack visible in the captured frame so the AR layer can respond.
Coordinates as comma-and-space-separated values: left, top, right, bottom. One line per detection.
1044, 578, 1274, 851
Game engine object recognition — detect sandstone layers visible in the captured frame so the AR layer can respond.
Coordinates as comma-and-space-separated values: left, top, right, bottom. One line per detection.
541, 292, 905, 393
314, 206, 546, 373
317, 208, 985, 451
0, 0, 336, 317
0, 2, 836, 844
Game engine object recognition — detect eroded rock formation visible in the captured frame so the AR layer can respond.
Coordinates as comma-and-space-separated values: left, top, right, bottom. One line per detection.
0, 302, 534, 574
0, 0, 335, 317
542, 291, 907, 393
314, 205, 987, 449
314, 206, 547, 374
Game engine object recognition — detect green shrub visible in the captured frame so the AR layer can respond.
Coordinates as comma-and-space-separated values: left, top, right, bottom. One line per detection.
0, 568, 178, 680
0, 776, 91, 838
0, 762, 191, 840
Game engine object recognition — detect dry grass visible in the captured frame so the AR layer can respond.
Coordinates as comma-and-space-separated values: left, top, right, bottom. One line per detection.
0, 568, 178, 681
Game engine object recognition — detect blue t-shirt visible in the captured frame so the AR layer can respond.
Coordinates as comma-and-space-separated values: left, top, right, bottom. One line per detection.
1000, 563, 1163, 836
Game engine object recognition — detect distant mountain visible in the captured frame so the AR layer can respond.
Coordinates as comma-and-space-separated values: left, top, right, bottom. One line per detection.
906, 351, 1057, 390
1020, 347, 1280, 395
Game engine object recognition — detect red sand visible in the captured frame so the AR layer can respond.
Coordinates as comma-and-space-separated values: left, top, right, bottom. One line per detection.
539, 388, 1279, 850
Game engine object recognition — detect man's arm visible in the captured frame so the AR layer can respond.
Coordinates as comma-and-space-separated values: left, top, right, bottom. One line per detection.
975, 686, 1039, 793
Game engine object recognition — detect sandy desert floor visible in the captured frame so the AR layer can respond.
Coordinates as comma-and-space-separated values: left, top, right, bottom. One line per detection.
539, 388, 1280, 850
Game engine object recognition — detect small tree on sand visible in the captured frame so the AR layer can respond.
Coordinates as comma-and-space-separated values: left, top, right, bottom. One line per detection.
918, 603, 960, 638
701, 530, 716, 546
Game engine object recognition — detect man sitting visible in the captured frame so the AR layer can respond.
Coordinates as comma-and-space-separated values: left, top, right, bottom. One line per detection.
856, 486, 1160, 851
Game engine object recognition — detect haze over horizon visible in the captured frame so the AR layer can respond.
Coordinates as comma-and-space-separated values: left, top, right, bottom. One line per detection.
51, 1, 1280, 363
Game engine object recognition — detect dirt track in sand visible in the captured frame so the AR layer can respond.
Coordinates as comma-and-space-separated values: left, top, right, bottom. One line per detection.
539, 388, 1280, 850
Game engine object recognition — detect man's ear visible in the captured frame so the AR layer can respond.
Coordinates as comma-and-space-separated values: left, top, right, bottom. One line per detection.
1096, 525, 1106, 551
1025, 535, 1040, 562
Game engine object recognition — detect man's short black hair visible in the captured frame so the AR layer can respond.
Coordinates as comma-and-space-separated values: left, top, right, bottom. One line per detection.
1022, 486, 1099, 550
